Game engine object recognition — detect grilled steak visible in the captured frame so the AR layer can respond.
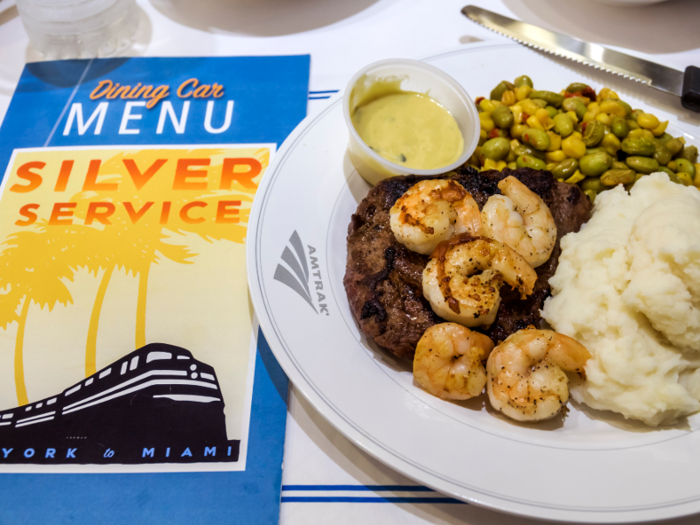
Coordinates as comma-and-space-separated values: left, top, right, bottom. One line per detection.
344, 166, 592, 360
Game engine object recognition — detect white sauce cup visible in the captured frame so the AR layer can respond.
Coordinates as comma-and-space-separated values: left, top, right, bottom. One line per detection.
343, 58, 480, 186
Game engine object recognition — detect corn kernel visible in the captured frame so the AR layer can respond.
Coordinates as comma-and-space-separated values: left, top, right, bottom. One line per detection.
637, 113, 660, 130
510, 124, 528, 139
479, 113, 495, 132
480, 129, 488, 141
515, 85, 532, 101
510, 104, 523, 124
545, 150, 567, 163
495, 160, 508, 171
520, 99, 540, 116
546, 131, 562, 152
565, 170, 586, 184
602, 133, 621, 156
479, 99, 496, 113
598, 99, 626, 117
562, 135, 587, 159
668, 160, 678, 171
595, 113, 612, 126
582, 111, 596, 123
586, 102, 600, 115
546, 163, 557, 171
652, 120, 669, 137
598, 87, 619, 101
526, 115, 545, 131
483, 158, 498, 170
501, 90, 516, 106
571, 131, 583, 140
535, 108, 554, 130
566, 110, 579, 123
693, 166, 700, 187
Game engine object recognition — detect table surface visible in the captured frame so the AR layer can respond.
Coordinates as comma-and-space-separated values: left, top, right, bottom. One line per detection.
1, 0, 700, 523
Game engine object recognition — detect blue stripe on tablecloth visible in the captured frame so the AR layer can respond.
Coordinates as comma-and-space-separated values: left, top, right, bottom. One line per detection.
309, 90, 339, 94
283, 485, 435, 492
308, 95, 332, 100
281, 497, 465, 504
280, 485, 466, 504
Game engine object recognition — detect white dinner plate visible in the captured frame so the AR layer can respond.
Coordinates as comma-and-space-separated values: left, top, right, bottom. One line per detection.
247, 41, 700, 523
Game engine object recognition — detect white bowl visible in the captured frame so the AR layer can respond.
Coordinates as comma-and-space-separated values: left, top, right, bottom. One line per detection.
343, 59, 480, 186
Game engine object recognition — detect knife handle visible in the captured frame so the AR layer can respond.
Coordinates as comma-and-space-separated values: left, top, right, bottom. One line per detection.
682, 66, 700, 112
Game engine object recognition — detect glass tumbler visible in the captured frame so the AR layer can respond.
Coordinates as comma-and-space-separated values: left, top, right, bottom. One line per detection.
15, 0, 139, 59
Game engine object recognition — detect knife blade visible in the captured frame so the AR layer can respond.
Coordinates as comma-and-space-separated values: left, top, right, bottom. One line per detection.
461, 5, 700, 112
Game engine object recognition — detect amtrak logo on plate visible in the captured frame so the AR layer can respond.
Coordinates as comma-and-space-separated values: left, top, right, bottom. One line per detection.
273, 231, 329, 316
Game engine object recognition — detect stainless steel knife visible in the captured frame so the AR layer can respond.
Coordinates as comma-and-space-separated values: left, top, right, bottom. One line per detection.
462, 5, 700, 112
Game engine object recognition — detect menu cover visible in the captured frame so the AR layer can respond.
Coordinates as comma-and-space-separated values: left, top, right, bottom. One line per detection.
0, 55, 309, 523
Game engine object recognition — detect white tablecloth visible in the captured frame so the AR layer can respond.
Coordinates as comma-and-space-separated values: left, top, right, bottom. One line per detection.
1, 1, 700, 523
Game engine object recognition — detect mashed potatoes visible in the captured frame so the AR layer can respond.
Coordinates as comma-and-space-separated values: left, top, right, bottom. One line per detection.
542, 173, 700, 426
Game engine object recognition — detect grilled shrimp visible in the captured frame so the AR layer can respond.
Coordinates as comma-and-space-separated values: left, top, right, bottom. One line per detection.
482, 176, 557, 268
486, 328, 591, 422
422, 234, 537, 328
390, 179, 483, 255
413, 323, 495, 400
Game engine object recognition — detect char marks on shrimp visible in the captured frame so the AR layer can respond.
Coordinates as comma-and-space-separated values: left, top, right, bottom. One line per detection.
344, 166, 592, 360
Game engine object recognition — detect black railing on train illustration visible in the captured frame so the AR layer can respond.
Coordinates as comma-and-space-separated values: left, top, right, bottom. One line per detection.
0, 343, 240, 464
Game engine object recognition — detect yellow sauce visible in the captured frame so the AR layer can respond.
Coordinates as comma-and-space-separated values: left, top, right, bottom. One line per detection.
351, 91, 464, 170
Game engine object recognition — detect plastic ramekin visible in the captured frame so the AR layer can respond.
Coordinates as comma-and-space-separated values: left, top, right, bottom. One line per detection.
343, 58, 480, 186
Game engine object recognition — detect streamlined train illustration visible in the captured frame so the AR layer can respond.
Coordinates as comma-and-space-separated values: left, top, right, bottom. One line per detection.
0, 343, 240, 464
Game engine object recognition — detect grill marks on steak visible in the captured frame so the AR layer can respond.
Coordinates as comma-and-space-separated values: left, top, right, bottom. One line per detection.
343, 166, 592, 360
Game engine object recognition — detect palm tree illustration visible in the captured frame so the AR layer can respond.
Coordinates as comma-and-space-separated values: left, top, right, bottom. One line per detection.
0, 226, 77, 405
62, 147, 265, 376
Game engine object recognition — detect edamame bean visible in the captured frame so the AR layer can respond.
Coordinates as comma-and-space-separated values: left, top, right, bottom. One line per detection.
627, 119, 640, 131
513, 143, 546, 160
516, 155, 547, 170
626, 156, 660, 174
583, 189, 597, 203
529, 90, 564, 108
553, 113, 574, 137
657, 166, 676, 178
621, 137, 655, 156
545, 106, 558, 119
490, 80, 515, 101
611, 117, 629, 139
612, 161, 628, 169
580, 152, 613, 177
514, 75, 533, 88
581, 177, 606, 193
566, 82, 590, 93
675, 158, 696, 178
551, 158, 579, 180
481, 138, 511, 161
530, 98, 548, 109
659, 133, 674, 143
665, 137, 685, 156
492, 105, 514, 129
586, 147, 607, 155
600, 168, 636, 186
582, 121, 605, 147
680, 145, 699, 163
562, 97, 587, 120
629, 109, 644, 122
652, 140, 672, 166
522, 128, 551, 151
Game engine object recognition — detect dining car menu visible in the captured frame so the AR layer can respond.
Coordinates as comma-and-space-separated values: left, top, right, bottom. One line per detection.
0, 56, 309, 522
